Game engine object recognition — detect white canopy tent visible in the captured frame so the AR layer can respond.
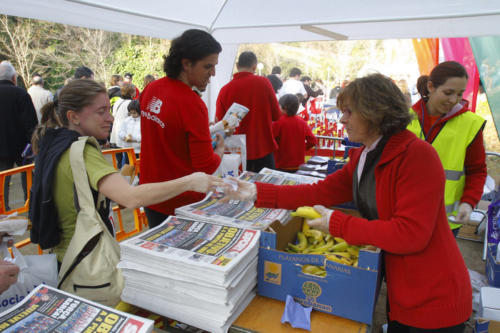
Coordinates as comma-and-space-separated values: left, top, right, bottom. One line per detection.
2, 0, 500, 117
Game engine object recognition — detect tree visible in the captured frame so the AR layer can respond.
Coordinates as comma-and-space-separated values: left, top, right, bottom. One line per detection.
0, 15, 42, 88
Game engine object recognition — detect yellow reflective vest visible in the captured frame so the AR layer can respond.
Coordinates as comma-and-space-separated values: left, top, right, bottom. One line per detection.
408, 107, 485, 229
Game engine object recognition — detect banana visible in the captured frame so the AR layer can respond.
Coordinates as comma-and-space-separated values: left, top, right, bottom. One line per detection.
333, 237, 345, 244
287, 243, 300, 253
310, 238, 334, 253
296, 232, 308, 252
347, 246, 360, 258
291, 206, 322, 219
304, 229, 324, 245
302, 220, 310, 233
331, 241, 348, 252
302, 264, 326, 276
326, 254, 353, 266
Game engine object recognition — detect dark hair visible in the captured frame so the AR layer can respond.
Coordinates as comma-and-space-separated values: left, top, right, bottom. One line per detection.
237, 51, 257, 68
271, 66, 281, 75
337, 73, 411, 137
31, 79, 106, 153
143, 74, 155, 89
417, 61, 468, 101
127, 99, 140, 113
300, 76, 311, 82
74, 66, 94, 79
163, 29, 222, 79
109, 74, 122, 87
279, 94, 300, 116
289, 67, 301, 77
295, 93, 304, 104
124, 72, 133, 80
120, 83, 136, 99
266, 74, 283, 93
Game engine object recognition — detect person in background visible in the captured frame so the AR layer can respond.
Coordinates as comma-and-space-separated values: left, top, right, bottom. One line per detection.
74, 66, 94, 80
0, 61, 38, 212
224, 73, 472, 333
142, 74, 155, 91
110, 83, 136, 167
123, 73, 140, 100
408, 61, 487, 236
119, 100, 141, 158
300, 75, 323, 106
140, 29, 224, 228
216, 51, 281, 172
107, 74, 123, 109
279, 67, 307, 99
27, 73, 53, 123
271, 66, 282, 79
29, 79, 224, 263
266, 74, 282, 100
273, 94, 316, 172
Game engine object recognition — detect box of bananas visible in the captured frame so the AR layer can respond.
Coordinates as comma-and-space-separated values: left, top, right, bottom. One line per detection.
257, 206, 382, 325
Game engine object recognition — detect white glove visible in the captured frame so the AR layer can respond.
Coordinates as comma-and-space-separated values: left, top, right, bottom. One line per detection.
306, 205, 334, 234
454, 202, 472, 224
220, 177, 257, 202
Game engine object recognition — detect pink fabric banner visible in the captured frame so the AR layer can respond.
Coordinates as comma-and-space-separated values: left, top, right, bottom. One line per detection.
441, 38, 480, 112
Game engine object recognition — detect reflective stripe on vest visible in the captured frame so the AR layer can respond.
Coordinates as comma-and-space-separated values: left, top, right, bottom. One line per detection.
408, 109, 485, 223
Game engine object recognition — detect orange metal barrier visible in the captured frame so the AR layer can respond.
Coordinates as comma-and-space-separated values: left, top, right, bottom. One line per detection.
0, 147, 147, 253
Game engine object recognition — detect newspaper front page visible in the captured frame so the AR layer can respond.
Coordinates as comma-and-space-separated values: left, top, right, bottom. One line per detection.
176, 168, 319, 229
0, 285, 153, 333
120, 216, 260, 276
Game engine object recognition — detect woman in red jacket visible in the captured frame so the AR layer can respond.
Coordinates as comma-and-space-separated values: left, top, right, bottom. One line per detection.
225, 74, 471, 332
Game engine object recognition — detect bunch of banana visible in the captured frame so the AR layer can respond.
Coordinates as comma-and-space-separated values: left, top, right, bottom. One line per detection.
286, 221, 361, 267
290, 206, 322, 219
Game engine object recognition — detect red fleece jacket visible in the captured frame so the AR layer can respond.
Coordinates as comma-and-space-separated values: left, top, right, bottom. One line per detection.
216, 72, 281, 160
411, 98, 487, 208
255, 130, 472, 329
140, 77, 221, 215
272, 114, 316, 169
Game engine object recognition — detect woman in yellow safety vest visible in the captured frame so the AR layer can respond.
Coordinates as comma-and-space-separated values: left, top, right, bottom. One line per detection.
407, 61, 487, 236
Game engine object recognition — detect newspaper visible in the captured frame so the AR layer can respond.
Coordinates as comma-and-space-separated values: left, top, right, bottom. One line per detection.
119, 216, 260, 285
0, 284, 153, 333
176, 168, 318, 229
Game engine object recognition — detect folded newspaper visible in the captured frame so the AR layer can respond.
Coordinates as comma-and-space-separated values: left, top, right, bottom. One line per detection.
118, 216, 260, 333
0, 284, 153, 333
176, 168, 318, 229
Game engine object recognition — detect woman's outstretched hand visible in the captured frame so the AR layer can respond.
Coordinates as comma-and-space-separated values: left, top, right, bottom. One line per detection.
220, 177, 257, 202
187, 172, 225, 194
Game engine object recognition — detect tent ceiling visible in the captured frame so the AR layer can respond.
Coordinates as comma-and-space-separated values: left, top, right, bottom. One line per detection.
2, 0, 500, 43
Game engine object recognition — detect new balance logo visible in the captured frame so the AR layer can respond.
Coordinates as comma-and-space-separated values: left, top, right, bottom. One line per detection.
147, 96, 162, 114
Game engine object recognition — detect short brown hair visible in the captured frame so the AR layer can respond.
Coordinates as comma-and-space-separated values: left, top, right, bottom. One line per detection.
120, 83, 136, 99
337, 73, 412, 136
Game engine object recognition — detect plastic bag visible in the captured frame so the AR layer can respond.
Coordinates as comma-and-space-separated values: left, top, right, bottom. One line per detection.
0, 244, 58, 311
213, 134, 247, 177
487, 190, 500, 245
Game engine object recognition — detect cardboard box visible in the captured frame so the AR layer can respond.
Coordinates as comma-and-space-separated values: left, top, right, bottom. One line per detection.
486, 244, 500, 287
476, 318, 500, 333
258, 217, 382, 324
480, 287, 500, 321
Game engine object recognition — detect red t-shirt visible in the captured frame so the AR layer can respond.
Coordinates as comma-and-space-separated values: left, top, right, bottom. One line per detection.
272, 114, 316, 169
140, 77, 221, 215
216, 72, 281, 160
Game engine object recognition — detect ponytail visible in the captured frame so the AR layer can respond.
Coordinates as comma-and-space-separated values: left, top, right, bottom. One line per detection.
31, 101, 62, 154
416, 75, 430, 101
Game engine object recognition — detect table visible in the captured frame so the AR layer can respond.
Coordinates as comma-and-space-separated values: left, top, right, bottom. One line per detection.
230, 296, 368, 333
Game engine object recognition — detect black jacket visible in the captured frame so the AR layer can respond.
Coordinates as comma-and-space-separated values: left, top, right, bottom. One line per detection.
29, 128, 80, 249
0, 80, 38, 159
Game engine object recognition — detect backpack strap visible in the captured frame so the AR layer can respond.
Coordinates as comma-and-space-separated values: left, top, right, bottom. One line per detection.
69, 136, 107, 217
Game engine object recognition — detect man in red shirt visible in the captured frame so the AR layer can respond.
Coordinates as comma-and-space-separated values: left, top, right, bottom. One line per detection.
140, 29, 225, 227
216, 51, 281, 172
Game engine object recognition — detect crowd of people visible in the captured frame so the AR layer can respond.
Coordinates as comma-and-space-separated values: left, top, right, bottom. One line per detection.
0, 26, 489, 332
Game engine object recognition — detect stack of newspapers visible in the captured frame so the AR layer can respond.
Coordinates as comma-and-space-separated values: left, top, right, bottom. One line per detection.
176, 168, 318, 230
0, 284, 154, 333
118, 216, 260, 333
